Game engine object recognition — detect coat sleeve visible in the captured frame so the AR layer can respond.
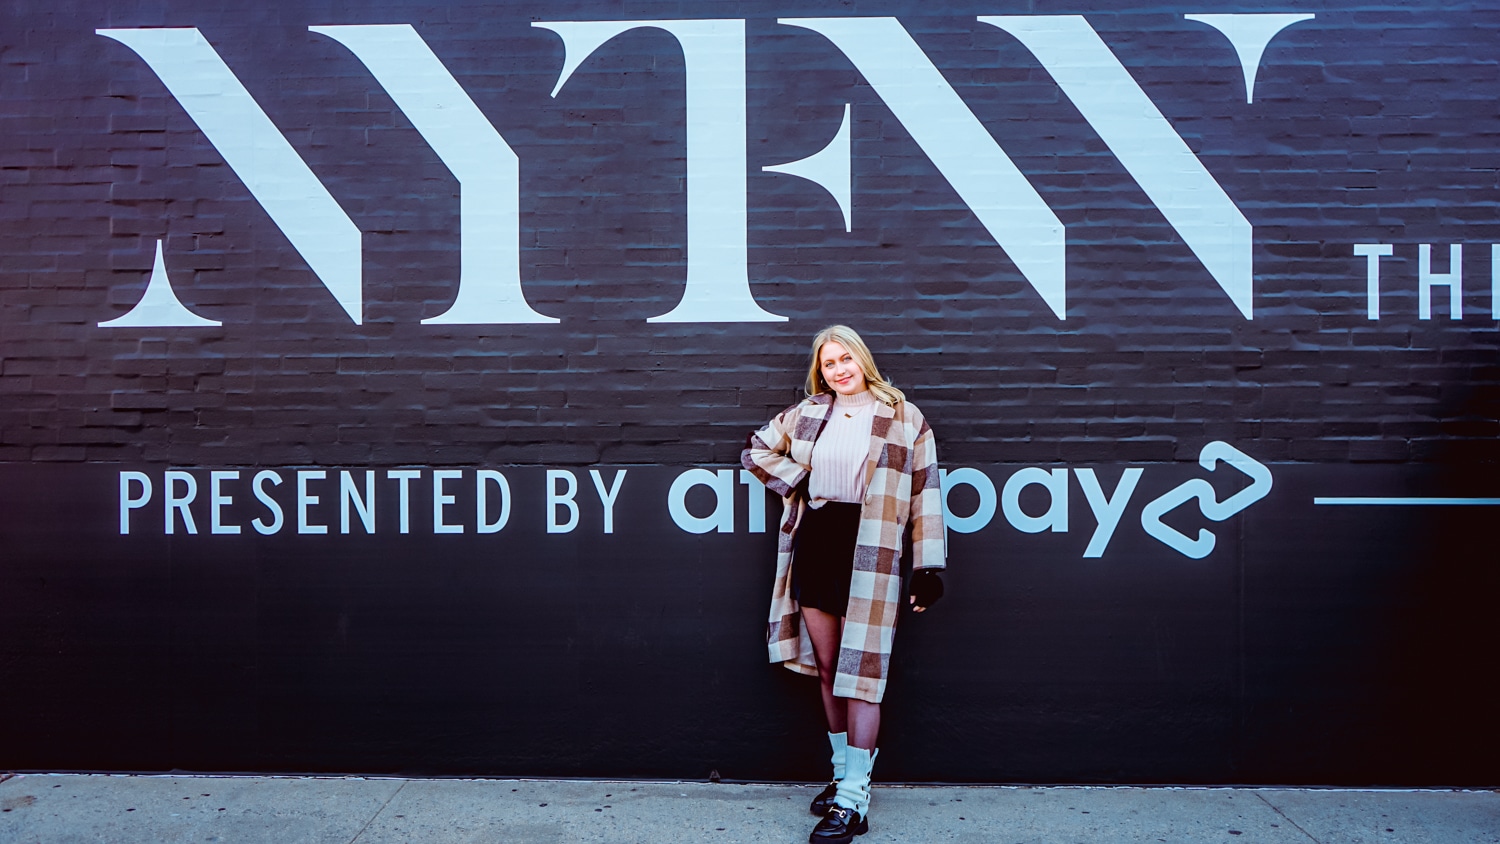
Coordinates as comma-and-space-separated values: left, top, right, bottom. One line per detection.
907, 412, 947, 572
741, 402, 809, 499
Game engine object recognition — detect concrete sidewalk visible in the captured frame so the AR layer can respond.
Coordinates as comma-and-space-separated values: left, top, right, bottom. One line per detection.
1, 773, 1496, 844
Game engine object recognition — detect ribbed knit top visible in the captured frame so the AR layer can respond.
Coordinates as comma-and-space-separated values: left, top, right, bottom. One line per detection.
809, 389, 878, 508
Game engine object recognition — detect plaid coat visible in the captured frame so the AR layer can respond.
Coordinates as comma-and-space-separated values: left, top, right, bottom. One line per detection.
741, 392, 945, 704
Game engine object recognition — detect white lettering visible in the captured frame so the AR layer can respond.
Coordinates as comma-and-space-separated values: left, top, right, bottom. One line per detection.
762, 104, 851, 232
311, 25, 554, 326
119, 471, 152, 535
1141, 479, 1216, 559
164, 469, 198, 535
388, 469, 421, 534
1141, 441, 1273, 560
547, 469, 579, 533
1354, 243, 1393, 319
433, 469, 462, 534
784, 16, 1064, 317
1419, 243, 1462, 320
668, 468, 734, 534
97, 28, 362, 323
340, 470, 375, 534
251, 470, 284, 535
1001, 467, 1069, 534
940, 467, 997, 534
1074, 467, 1143, 558
98, 239, 219, 328
477, 470, 511, 534
210, 470, 240, 535
296, 470, 328, 534
589, 469, 627, 534
535, 18, 783, 324
1183, 14, 1315, 104
1493, 244, 1500, 320
982, 15, 1252, 318
738, 469, 767, 533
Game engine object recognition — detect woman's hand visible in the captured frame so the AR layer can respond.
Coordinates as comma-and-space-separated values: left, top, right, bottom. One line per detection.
909, 570, 944, 612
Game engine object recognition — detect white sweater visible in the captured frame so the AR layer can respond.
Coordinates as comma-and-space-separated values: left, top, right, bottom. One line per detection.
809, 389, 878, 507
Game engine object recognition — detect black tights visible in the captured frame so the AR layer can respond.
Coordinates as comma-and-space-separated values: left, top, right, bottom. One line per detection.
802, 605, 880, 750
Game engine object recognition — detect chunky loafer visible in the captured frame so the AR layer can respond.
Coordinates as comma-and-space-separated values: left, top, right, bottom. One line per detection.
809, 805, 868, 843
809, 781, 839, 816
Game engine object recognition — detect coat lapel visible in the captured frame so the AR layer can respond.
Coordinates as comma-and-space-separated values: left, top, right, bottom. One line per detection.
790, 393, 835, 467
862, 401, 897, 495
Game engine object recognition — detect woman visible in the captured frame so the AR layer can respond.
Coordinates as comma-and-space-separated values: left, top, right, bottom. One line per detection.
742, 325, 946, 844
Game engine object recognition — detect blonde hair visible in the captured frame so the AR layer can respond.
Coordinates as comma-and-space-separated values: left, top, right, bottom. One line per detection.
804, 325, 905, 405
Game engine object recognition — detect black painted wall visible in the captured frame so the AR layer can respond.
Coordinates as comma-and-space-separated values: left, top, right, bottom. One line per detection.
1, 0, 1497, 785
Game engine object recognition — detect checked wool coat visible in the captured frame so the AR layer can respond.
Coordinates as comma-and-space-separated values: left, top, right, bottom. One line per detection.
741, 392, 946, 704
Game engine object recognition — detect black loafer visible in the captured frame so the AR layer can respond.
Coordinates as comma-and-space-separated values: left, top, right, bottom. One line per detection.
809, 781, 838, 816
809, 806, 868, 843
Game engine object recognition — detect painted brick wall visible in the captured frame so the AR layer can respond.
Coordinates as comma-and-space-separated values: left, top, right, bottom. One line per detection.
1, 0, 1493, 468
1, 0, 1497, 784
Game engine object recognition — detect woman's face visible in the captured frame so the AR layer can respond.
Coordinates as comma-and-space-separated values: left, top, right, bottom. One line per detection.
818, 340, 868, 396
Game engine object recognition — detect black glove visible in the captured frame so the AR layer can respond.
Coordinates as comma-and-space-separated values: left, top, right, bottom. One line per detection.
909, 570, 944, 610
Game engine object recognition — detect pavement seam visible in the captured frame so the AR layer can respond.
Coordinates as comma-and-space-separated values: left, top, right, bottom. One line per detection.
1253, 791, 1322, 843
346, 778, 408, 844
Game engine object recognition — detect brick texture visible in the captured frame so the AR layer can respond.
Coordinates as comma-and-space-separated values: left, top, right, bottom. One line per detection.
0, 0, 1495, 470
2, 1, 1500, 786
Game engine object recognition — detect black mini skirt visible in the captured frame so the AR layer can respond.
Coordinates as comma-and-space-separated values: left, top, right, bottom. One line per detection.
791, 501, 863, 617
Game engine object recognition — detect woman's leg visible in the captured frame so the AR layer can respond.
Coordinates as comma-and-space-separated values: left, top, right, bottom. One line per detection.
845, 698, 880, 750
802, 606, 847, 733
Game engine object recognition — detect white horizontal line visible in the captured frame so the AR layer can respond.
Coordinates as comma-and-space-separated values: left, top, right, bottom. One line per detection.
1313, 497, 1500, 505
